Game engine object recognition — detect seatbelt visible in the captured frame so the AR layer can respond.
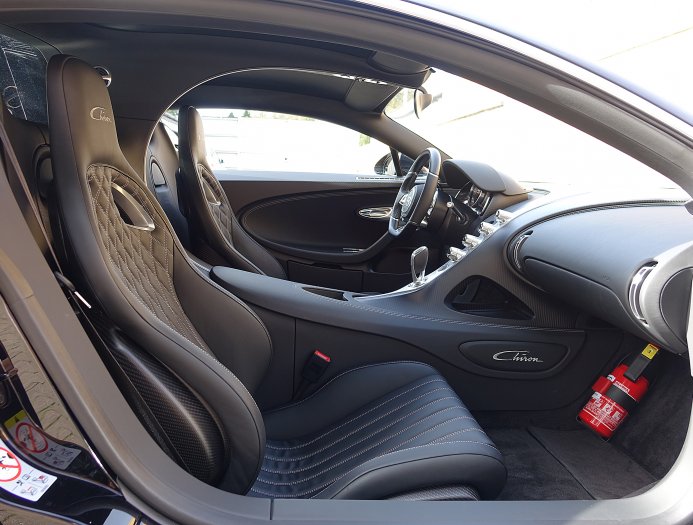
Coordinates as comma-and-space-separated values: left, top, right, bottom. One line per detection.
0, 121, 189, 469
0, 124, 61, 273
680, 274, 693, 519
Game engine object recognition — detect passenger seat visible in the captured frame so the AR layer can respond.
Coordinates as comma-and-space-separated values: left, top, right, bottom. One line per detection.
177, 105, 287, 278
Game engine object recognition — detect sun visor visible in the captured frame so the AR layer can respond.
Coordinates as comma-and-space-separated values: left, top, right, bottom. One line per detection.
368, 51, 428, 75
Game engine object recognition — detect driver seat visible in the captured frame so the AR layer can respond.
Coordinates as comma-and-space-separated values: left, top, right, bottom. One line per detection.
177, 105, 286, 279
46, 54, 506, 500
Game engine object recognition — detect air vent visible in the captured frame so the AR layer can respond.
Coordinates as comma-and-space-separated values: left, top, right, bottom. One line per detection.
628, 263, 657, 324
511, 231, 532, 270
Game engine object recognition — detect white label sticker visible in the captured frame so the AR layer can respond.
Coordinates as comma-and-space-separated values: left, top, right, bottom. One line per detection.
0, 438, 56, 501
5, 411, 80, 470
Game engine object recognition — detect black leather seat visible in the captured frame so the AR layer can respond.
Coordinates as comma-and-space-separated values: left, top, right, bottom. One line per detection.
145, 122, 191, 249
253, 361, 504, 499
178, 105, 286, 278
46, 54, 505, 500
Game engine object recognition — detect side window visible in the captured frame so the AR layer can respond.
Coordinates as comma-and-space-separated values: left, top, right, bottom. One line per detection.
165, 109, 393, 177
0, 34, 47, 124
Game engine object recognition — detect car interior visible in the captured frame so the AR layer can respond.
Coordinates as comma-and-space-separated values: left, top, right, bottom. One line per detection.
0, 5, 691, 523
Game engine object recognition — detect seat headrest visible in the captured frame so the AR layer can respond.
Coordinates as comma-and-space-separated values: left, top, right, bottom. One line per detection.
178, 105, 207, 164
47, 55, 129, 175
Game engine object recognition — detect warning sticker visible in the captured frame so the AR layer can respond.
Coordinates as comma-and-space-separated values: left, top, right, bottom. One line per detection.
641, 343, 659, 360
4, 411, 80, 470
0, 447, 21, 482
0, 439, 56, 502
15, 423, 48, 454
582, 394, 627, 432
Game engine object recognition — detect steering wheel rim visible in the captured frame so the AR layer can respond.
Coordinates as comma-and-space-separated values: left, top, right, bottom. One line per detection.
389, 147, 441, 236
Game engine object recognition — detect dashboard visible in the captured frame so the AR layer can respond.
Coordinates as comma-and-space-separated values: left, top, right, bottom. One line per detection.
441, 158, 531, 219
506, 199, 692, 354
458, 183, 491, 215
436, 158, 691, 356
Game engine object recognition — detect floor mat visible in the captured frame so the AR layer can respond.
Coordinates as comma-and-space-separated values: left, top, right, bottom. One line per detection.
485, 428, 591, 500
612, 353, 693, 478
529, 426, 656, 499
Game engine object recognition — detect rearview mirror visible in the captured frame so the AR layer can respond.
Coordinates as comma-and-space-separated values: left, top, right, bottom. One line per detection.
374, 153, 394, 176
414, 87, 433, 118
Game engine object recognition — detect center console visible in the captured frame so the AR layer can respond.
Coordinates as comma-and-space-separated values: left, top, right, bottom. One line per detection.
210, 204, 626, 414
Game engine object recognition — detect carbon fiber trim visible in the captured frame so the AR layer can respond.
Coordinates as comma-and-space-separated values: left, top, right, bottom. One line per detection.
389, 485, 480, 501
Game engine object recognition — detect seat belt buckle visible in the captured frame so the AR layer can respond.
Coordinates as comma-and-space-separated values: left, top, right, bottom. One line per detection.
301, 350, 331, 384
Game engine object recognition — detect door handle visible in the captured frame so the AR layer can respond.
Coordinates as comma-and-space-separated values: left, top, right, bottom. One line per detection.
358, 206, 392, 221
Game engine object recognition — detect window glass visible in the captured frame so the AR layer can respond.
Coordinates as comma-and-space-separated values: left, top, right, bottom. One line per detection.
164, 109, 391, 176
386, 69, 679, 190
0, 34, 47, 124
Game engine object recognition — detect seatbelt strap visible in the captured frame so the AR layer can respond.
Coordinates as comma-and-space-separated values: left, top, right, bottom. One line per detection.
0, 123, 59, 270
687, 275, 693, 378
0, 121, 92, 310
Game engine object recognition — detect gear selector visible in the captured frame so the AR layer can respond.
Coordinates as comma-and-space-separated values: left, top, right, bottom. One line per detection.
411, 246, 429, 286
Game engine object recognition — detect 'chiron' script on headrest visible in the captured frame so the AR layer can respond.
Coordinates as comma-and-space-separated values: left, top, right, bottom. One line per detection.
90, 106, 112, 123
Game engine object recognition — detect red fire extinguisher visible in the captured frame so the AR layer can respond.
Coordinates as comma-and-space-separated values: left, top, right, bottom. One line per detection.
579, 344, 659, 439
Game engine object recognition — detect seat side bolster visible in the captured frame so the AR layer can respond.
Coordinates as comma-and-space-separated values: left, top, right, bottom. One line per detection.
174, 247, 273, 393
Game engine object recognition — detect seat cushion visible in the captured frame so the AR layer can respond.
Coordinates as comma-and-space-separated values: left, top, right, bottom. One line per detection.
249, 362, 505, 500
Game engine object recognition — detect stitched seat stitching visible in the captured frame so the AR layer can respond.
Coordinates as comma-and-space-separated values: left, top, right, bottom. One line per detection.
427, 426, 492, 444
264, 399, 465, 462
89, 168, 207, 348
254, 417, 484, 485
265, 378, 446, 450
261, 408, 474, 472
248, 440, 499, 498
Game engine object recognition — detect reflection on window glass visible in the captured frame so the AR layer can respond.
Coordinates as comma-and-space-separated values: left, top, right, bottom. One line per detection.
0, 34, 47, 124
386, 69, 678, 190
164, 109, 391, 176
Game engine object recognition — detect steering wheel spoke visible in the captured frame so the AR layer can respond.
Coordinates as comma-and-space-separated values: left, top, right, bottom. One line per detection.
389, 148, 441, 237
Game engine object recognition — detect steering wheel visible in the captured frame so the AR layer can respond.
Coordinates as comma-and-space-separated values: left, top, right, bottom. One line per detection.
389, 147, 441, 236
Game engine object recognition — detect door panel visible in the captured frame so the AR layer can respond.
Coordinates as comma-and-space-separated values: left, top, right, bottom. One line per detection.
219, 171, 439, 292
240, 188, 394, 253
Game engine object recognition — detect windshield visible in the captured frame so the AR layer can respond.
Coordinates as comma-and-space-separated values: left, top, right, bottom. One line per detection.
385, 69, 679, 189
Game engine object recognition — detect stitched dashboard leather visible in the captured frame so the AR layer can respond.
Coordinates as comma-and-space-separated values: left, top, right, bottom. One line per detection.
250, 362, 505, 499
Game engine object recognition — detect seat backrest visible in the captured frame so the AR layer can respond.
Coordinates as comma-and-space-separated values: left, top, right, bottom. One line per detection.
177, 106, 287, 279
47, 55, 271, 493
146, 122, 191, 249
